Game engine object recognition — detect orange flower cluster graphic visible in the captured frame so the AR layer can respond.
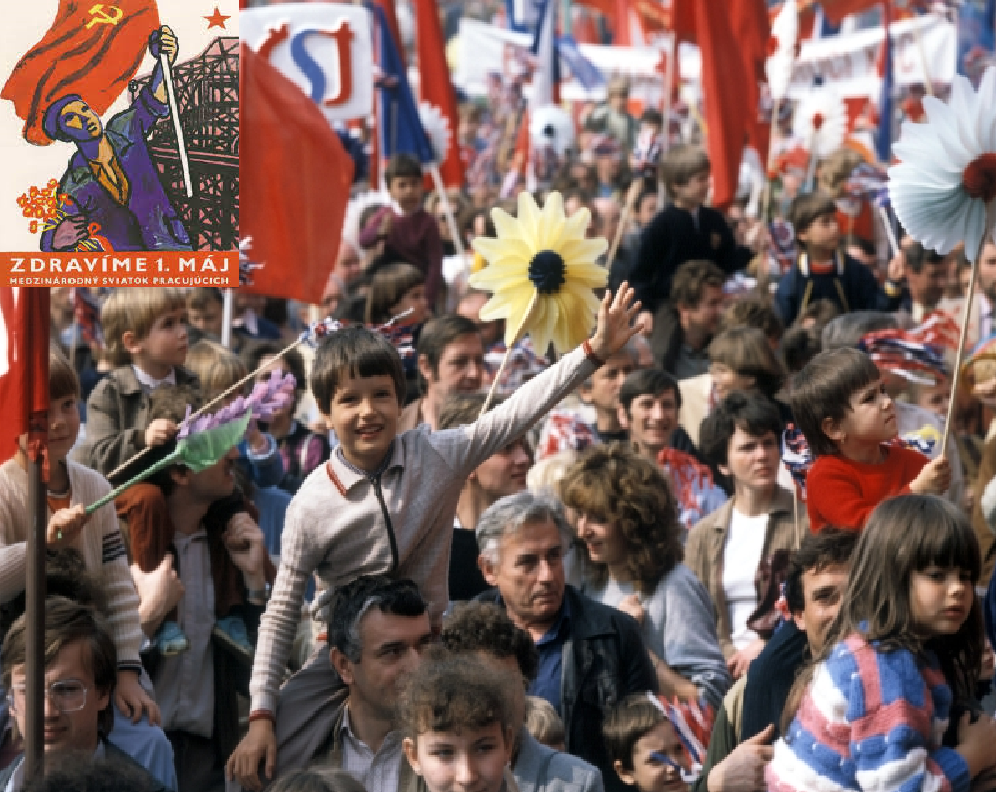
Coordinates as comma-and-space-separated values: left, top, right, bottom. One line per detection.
14, 180, 104, 251
15, 179, 65, 235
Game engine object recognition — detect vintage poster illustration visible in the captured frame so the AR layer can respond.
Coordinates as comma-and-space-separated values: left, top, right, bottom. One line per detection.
0, 0, 238, 265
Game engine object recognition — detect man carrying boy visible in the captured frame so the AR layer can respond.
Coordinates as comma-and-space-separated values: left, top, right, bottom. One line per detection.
631, 144, 754, 328
227, 286, 644, 790
651, 260, 726, 379
359, 154, 444, 307
123, 387, 274, 791
75, 289, 196, 478
692, 529, 857, 792
790, 347, 950, 531
400, 315, 485, 432
270, 576, 434, 791
774, 192, 902, 326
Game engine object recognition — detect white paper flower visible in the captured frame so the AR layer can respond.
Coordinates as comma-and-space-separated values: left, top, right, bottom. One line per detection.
765, 0, 798, 103
888, 67, 996, 256
793, 89, 847, 159
529, 105, 576, 158
418, 102, 452, 164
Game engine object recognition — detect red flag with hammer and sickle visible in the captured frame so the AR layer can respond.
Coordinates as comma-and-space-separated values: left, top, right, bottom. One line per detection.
1, 0, 161, 146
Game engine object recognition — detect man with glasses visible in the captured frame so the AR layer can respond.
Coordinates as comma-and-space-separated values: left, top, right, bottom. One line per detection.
0, 596, 166, 790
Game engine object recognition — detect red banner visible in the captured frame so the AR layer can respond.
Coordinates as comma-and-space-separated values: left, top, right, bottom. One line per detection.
1, 0, 161, 146
0, 289, 50, 465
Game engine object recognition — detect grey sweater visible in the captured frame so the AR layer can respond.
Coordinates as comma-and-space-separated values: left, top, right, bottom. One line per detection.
250, 346, 596, 715
584, 564, 731, 708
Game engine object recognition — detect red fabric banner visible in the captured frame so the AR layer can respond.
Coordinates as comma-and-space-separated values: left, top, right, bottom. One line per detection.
415, 0, 466, 188
240, 43, 355, 303
0, 289, 50, 466
1, 0, 161, 146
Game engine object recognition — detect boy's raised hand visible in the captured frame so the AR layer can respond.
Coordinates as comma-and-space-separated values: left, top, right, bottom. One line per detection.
588, 282, 643, 361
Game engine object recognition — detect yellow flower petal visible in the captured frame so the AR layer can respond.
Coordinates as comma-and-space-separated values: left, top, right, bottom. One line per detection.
516, 191, 542, 249
469, 191, 604, 357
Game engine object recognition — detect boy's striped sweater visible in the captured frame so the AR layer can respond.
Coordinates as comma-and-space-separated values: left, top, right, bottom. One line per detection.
766, 633, 971, 792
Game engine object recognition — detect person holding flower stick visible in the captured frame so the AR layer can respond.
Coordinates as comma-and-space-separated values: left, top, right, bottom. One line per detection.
888, 66, 996, 457
227, 190, 644, 791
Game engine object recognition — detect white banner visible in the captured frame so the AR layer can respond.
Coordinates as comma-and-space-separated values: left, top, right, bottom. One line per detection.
786, 14, 956, 100
241, 3, 373, 123
454, 18, 698, 104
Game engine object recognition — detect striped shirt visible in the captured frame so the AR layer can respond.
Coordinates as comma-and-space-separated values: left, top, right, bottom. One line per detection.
0, 458, 144, 671
766, 633, 971, 792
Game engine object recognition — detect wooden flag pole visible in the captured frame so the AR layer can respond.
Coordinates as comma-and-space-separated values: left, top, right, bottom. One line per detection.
941, 237, 986, 457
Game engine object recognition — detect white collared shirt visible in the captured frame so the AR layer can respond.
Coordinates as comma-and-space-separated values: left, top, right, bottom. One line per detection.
131, 364, 176, 393
340, 704, 405, 792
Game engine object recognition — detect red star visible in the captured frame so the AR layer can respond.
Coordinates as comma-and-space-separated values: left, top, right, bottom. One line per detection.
205, 6, 230, 29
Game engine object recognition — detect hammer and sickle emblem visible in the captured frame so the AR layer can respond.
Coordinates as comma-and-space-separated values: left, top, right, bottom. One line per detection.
86, 4, 123, 28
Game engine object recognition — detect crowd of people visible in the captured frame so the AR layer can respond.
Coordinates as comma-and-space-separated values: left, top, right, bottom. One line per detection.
8, 9, 996, 790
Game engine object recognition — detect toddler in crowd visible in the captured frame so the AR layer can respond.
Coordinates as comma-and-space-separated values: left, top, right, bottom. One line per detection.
358, 153, 444, 307
75, 288, 197, 480
603, 695, 693, 792
767, 495, 996, 791
790, 347, 949, 531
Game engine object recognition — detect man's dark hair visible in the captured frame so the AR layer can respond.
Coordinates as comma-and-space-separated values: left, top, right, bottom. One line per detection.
903, 240, 945, 275
670, 260, 725, 309
416, 314, 481, 392
4, 597, 117, 738
441, 601, 539, 682
783, 528, 858, 615
327, 576, 428, 663
618, 368, 680, 413
789, 347, 880, 457
789, 191, 837, 237
639, 108, 663, 126
385, 153, 423, 184
311, 326, 407, 413
699, 391, 782, 469
23, 754, 157, 792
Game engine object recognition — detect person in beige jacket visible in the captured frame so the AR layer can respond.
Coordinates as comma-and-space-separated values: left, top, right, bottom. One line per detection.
685, 393, 806, 680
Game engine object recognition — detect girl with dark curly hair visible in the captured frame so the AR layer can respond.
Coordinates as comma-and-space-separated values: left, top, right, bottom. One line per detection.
560, 445, 731, 708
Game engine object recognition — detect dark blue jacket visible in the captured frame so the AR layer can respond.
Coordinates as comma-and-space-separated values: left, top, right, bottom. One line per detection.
774, 252, 901, 326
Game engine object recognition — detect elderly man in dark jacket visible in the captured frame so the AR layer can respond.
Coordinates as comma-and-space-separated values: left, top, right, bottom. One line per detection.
474, 491, 658, 792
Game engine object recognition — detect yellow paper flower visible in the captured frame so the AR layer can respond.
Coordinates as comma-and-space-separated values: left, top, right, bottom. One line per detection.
469, 191, 608, 354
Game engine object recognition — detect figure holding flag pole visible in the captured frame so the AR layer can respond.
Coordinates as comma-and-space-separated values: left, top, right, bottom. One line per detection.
157, 32, 193, 199
33, 26, 193, 253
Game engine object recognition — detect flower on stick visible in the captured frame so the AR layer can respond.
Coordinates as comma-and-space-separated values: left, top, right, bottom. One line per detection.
469, 190, 607, 356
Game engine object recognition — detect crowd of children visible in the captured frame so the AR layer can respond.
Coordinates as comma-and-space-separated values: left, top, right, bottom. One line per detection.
9, 44, 996, 792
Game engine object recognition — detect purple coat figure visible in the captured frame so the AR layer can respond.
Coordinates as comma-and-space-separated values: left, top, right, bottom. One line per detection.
40, 26, 191, 252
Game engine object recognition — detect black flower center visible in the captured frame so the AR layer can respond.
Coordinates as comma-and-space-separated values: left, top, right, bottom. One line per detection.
528, 250, 566, 294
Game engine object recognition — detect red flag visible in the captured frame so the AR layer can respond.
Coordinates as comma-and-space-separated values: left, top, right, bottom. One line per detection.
240, 43, 354, 303
415, 0, 465, 188
1, 0, 161, 146
730, 0, 770, 162
694, 0, 754, 208
0, 289, 50, 467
